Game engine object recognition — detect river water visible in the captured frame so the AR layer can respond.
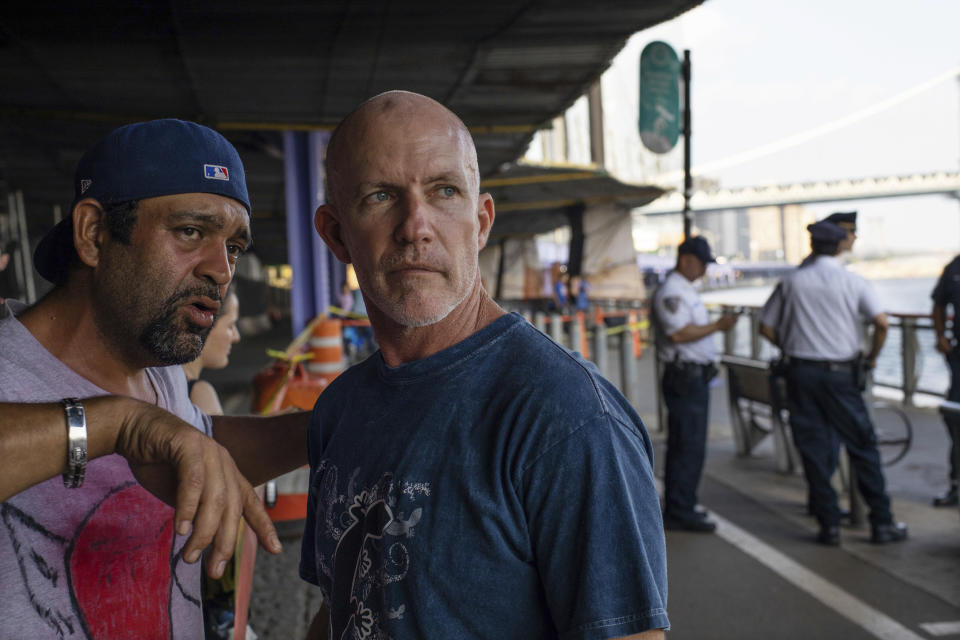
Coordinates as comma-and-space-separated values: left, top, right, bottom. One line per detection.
701, 276, 947, 396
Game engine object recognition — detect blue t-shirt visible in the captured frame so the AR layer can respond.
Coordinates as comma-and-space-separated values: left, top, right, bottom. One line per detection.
300, 313, 669, 639
575, 280, 590, 311
553, 280, 568, 307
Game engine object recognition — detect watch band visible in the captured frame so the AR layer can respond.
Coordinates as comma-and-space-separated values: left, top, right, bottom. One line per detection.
62, 398, 87, 489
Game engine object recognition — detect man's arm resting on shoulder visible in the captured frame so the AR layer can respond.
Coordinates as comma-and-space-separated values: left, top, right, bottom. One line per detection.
211, 411, 309, 487
864, 313, 889, 368
613, 632, 665, 640
0, 396, 282, 577
668, 314, 737, 344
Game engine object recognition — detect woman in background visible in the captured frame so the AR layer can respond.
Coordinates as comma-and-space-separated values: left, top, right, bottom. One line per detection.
183, 289, 241, 415
181, 288, 242, 638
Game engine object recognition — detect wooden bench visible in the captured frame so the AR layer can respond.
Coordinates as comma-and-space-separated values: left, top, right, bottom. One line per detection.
721, 355, 801, 474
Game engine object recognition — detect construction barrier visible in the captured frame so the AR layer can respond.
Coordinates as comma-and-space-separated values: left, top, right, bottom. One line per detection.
306, 317, 345, 383
251, 357, 325, 413
252, 315, 347, 525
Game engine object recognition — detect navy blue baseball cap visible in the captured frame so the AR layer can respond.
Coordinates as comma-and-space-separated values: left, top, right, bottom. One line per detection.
678, 236, 715, 264
824, 210, 857, 232
807, 220, 847, 244
34, 118, 251, 284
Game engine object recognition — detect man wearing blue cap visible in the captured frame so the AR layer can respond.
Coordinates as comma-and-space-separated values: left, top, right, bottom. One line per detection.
759, 221, 906, 546
652, 236, 738, 532
0, 119, 306, 639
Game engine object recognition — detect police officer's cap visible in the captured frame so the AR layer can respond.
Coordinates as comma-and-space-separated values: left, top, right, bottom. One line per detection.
824, 210, 857, 232
807, 220, 847, 244
678, 236, 715, 264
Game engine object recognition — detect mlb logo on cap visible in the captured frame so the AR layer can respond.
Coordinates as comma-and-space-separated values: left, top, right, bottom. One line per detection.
204, 164, 230, 181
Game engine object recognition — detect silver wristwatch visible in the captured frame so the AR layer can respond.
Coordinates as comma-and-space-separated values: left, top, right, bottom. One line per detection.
62, 398, 87, 489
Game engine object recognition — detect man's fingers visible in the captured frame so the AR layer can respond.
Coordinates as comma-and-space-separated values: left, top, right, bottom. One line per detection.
205, 450, 243, 579
180, 445, 229, 564
241, 482, 283, 555
172, 450, 206, 539
120, 408, 278, 572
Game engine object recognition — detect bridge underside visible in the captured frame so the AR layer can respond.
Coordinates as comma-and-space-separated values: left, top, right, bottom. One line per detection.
0, 0, 703, 262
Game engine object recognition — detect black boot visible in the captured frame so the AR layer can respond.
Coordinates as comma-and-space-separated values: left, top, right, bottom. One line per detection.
871, 521, 908, 544
933, 484, 959, 507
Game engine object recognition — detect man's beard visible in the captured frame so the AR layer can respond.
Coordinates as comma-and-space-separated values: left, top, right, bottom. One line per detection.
139, 285, 218, 365
365, 248, 476, 328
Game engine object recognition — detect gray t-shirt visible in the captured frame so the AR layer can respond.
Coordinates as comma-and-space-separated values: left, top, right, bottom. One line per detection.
0, 300, 211, 639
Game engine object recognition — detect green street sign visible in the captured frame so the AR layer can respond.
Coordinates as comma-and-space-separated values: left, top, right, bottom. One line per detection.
639, 41, 681, 154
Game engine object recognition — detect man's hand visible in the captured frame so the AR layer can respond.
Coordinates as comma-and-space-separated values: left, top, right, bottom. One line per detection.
716, 313, 738, 332
937, 334, 953, 355
114, 400, 283, 578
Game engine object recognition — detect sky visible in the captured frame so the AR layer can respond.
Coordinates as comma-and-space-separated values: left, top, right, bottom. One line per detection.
597, 0, 960, 256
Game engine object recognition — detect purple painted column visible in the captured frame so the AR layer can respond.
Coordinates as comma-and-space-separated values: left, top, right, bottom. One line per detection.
283, 129, 343, 337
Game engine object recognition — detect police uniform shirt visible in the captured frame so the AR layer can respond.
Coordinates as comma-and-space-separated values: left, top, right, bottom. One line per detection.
932, 255, 960, 315
653, 269, 716, 364
760, 255, 882, 361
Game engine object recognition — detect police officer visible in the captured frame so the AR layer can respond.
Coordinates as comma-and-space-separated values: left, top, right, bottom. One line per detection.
760, 221, 907, 545
654, 236, 737, 532
797, 211, 857, 508
931, 255, 960, 506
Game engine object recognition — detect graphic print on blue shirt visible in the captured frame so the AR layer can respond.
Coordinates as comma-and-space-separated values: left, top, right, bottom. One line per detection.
332, 492, 394, 640
310, 463, 431, 639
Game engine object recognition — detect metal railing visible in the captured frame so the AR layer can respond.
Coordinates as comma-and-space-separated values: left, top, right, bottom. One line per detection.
713, 305, 941, 407
500, 302, 650, 410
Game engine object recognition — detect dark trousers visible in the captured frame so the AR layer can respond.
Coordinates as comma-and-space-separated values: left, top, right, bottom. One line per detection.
663, 369, 710, 519
785, 362, 892, 528
943, 350, 960, 482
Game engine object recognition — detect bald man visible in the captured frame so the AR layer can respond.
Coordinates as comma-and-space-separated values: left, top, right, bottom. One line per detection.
302, 91, 669, 639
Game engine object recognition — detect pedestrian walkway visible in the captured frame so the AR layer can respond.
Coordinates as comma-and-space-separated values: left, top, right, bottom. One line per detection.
214, 318, 959, 639
637, 353, 960, 639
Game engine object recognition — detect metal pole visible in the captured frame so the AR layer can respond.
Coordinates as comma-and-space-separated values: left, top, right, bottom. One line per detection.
654, 346, 666, 433
6, 194, 24, 298
534, 311, 547, 335
779, 204, 788, 261
900, 318, 918, 406
570, 314, 583, 355
593, 325, 609, 379
549, 313, 564, 346
587, 79, 605, 168
15, 191, 36, 304
494, 238, 506, 300
750, 310, 762, 360
723, 306, 736, 356
620, 328, 639, 408
682, 49, 692, 240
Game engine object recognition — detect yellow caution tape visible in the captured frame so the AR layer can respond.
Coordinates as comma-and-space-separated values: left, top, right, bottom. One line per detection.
328, 305, 370, 320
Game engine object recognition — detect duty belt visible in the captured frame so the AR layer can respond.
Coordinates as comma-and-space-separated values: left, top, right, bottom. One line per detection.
666, 361, 711, 372
786, 356, 856, 373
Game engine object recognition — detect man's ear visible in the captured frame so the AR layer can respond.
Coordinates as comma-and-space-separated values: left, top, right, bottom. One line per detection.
476, 193, 495, 251
72, 199, 109, 269
314, 204, 352, 264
